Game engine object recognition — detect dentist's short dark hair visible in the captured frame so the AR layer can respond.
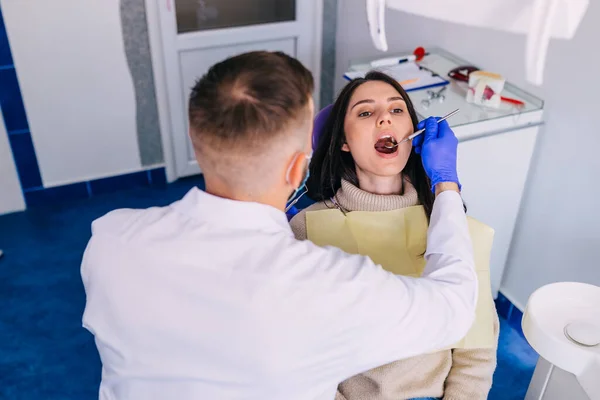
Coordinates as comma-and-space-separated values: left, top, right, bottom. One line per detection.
188, 51, 314, 155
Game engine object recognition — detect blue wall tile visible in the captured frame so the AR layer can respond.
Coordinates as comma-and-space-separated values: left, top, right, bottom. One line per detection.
0, 67, 28, 132
0, 4, 43, 202
148, 167, 167, 187
494, 292, 513, 320
24, 183, 89, 207
7, 128, 29, 135
90, 170, 149, 195
7, 132, 42, 189
17, 168, 168, 209
0, 6, 14, 67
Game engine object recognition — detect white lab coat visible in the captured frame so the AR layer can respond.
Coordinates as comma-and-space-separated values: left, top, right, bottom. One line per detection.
81, 187, 477, 400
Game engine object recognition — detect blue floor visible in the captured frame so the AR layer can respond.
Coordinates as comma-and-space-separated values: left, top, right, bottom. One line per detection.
0, 175, 538, 399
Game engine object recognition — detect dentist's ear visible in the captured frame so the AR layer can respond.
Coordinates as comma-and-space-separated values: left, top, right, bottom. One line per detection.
285, 152, 309, 190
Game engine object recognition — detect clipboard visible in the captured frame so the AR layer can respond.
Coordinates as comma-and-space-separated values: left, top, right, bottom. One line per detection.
344, 62, 449, 92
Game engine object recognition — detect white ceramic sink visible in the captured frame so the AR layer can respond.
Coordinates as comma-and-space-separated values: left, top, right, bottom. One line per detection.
522, 282, 600, 399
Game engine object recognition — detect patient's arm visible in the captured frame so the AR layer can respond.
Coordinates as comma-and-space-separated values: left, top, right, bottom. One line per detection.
290, 210, 308, 240
334, 389, 348, 400
443, 304, 500, 399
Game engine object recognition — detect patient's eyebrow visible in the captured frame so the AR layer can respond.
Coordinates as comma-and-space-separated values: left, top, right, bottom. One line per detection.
351, 96, 405, 110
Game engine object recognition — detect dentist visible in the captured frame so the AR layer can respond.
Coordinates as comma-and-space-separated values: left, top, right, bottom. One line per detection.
81, 51, 476, 400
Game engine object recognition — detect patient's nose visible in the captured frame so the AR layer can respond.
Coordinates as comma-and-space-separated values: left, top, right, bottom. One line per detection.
378, 113, 392, 126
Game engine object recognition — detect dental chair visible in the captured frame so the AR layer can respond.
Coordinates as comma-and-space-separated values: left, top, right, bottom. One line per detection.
310, 104, 333, 151
285, 104, 333, 221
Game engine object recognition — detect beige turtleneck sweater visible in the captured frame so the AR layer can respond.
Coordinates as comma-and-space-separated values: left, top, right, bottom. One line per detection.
290, 179, 499, 400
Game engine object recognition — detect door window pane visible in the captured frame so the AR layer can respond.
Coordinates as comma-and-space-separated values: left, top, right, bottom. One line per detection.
175, 0, 296, 34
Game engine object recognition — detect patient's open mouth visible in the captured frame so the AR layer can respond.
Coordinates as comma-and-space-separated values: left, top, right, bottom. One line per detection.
375, 136, 398, 154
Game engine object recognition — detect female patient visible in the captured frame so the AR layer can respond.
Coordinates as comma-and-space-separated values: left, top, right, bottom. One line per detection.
290, 71, 499, 400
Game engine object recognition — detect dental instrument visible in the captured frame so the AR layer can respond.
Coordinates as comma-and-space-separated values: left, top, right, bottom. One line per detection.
421, 86, 447, 109
384, 108, 460, 149
370, 47, 429, 68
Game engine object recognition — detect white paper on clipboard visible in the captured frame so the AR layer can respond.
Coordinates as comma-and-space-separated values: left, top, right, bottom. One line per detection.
344, 62, 448, 92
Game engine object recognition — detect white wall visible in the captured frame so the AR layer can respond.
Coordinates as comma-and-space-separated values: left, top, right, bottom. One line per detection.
0, 113, 25, 215
1, 0, 143, 188
336, 0, 600, 307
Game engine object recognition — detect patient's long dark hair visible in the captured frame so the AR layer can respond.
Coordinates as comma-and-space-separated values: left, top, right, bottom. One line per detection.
307, 71, 435, 220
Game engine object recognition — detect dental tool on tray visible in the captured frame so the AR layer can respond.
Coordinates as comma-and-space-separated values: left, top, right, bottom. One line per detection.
384, 108, 460, 149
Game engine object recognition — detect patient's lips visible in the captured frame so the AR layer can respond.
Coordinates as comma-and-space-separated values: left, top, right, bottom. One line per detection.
375, 136, 398, 154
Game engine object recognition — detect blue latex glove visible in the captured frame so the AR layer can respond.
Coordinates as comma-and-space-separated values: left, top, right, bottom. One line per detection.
412, 117, 461, 192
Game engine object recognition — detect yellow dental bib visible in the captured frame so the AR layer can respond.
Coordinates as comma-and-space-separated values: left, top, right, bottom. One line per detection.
306, 205, 496, 350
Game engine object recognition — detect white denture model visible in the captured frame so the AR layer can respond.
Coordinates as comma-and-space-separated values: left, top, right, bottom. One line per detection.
466, 71, 506, 109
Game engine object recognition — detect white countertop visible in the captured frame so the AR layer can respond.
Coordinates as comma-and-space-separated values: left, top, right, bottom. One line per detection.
348, 48, 545, 141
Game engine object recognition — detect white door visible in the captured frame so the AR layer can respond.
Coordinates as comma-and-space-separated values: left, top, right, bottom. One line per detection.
157, 0, 323, 178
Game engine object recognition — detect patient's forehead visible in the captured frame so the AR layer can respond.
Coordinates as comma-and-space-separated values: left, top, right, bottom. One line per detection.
349, 81, 403, 105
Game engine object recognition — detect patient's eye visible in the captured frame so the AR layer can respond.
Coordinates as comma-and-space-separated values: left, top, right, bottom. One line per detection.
358, 111, 372, 117
391, 108, 404, 114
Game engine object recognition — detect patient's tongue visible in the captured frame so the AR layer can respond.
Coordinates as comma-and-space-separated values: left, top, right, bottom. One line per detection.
375, 138, 396, 154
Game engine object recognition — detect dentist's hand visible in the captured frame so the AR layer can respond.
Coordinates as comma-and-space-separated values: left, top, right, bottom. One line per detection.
412, 117, 461, 193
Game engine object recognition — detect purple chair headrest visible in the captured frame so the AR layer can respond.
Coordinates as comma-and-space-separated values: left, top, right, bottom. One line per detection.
312, 104, 333, 150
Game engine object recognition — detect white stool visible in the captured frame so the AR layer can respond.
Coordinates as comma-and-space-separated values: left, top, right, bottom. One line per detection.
522, 282, 600, 400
